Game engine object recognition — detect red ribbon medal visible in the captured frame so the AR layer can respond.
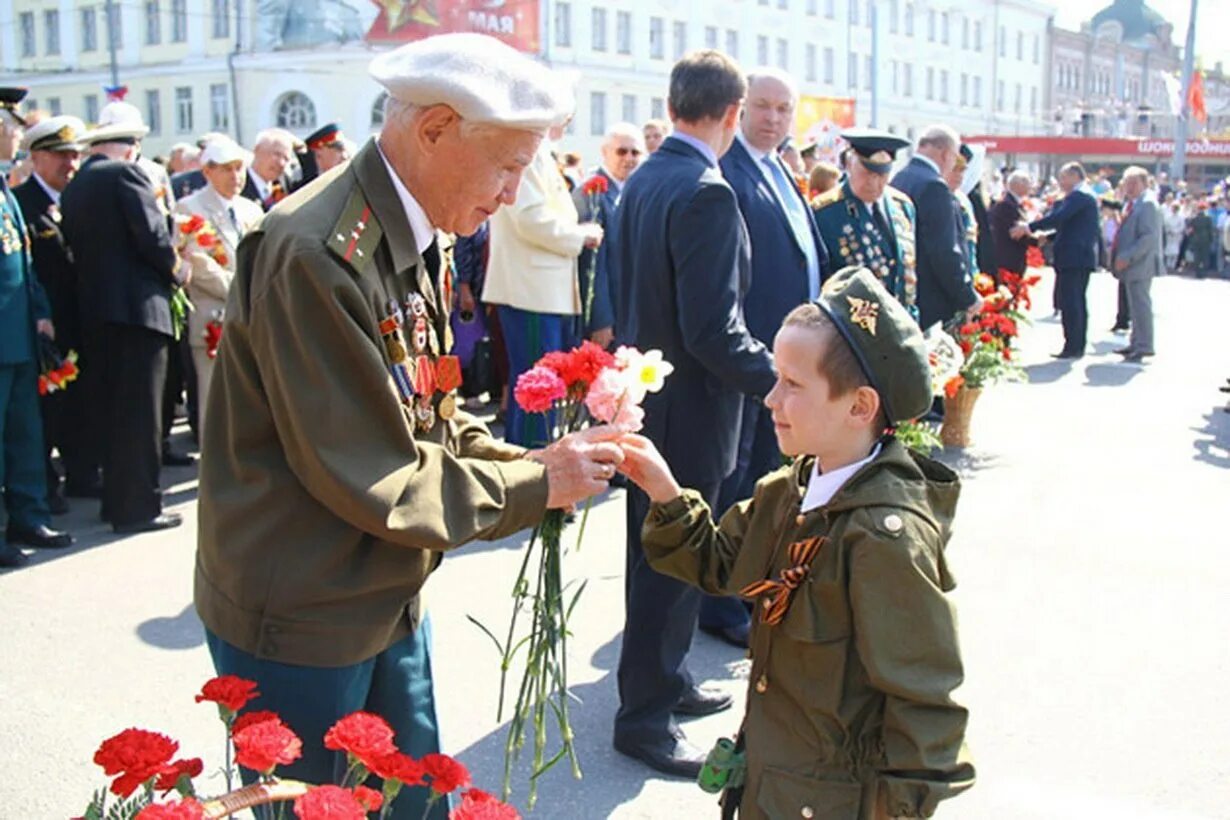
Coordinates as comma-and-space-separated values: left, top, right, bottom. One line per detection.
435, 355, 462, 393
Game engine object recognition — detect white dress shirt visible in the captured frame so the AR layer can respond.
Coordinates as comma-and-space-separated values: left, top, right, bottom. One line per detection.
800, 444, 883, 512
32, 172, 61, 205
377, 143, 435, 255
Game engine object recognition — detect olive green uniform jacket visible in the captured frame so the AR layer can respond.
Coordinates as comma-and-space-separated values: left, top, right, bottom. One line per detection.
643, 438, 974, 819
194, 140, 549, 668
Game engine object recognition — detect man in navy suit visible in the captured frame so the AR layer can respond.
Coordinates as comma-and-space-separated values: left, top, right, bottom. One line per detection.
571, 122, 644, 349
701, 67, 829, 646
890, 125, 979, 331
1027, 162, 1100, 358
610, 50, 776, 778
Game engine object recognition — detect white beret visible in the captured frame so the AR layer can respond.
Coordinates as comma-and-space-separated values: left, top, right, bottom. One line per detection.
369, 33, 573, 131
200, 137, 250, 166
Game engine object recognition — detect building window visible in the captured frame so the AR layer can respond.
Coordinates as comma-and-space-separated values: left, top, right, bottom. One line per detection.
106, 3, 122, 48
704, 25, 717, 49
960, 17, 968, 49
146, 89, 161, 135
25, 98, 38, 113
1014, 83, 1022, 113
212, 0, 230, 38
998, 25, 1005, 58
725, 29, 738, 59
1033, 34, 1040, 64
274, 91, 315, 130
973, 76, 981, 106
927, 9, 935, 41
651, 97, 665, 120
904, 3, 914, 36
848, 52, 858, 90
806, 43, 817, 82
1016, 31, 1023, 60
616, 11, 631, 54
778, 0, 787, 8
371, 92, 388, 128
144, 1, 161, 45
758, 0, 768, 6
925, 67, 934, 100
19, 12, 34, 58
672, 21, 686, 60
48, 97, 62, 116
81, 8, 97, 52
592, 8, 607, 51
973, 21, 982, 52
807, 0, 817, 16
1031, 86, 1038, 114
590, 91, 606, 135
554, 3, 571, 47
890, 59, 899, 93
44, 10, 61, 55
210, 83, 229, 130
849, 0, 859, 25
940, 69, 949, 102
175, 87, 194, 134
996, 79, 1004, 111
941, 13, 949, 44
960, 73, 968, 105
622, 93, 637, 124
649, 17, 664, 59
903, 63, 912, 96
823, 47, 834, 83
864, 55, 873, 90
824, 0, 835, 19
171, 0, 187, 42
84, 94, 99, 123
757, 35, 768, 67
776, 38, 788, 69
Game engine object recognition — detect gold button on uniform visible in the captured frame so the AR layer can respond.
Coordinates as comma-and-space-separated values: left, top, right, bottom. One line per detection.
883, 513, 903, 533
755, 675, 768, 693
795, 514, 806, 526
801, 807, 814, 818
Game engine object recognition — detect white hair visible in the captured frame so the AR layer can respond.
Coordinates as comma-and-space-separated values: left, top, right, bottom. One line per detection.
603, 122, 644, 148
1007, 170, 1032, 188
253, 128, 295, 152
1122, 165, 1149, 185
917, 124, 960, 152
382, 97, 533, 140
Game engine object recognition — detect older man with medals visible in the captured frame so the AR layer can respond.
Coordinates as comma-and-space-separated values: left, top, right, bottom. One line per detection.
194, 34, 622, 818
812, 129, 920, 320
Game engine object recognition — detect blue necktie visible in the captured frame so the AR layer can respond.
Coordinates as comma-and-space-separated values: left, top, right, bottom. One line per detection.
763, 155, 821, 300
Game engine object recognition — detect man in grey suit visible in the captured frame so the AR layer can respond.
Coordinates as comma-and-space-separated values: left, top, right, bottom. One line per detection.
1111, 166, 1162, 363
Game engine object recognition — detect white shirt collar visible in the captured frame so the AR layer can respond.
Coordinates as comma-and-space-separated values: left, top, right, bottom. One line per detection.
32, 172, 60, 205
377, 142, 436, 255
800, 443, 882, 513
913, 153, 941, 176
736, 129, 772, 163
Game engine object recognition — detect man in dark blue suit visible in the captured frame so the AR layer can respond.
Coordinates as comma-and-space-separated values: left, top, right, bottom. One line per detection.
571, 122, 644, 349
610, 51, 776, 777
890, 125, 979, 331
700, 67, 828, 646
1027, 162, 1100, 358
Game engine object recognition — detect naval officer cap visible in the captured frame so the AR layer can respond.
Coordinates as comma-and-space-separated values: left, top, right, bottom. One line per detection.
841, 128, 911, 175
24, 115, 87, 152
370, 33, 573, 131
815, 266, 932, 425
0, 87, 28, 127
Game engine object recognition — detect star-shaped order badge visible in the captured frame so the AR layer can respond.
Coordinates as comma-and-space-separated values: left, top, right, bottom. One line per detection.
847, 296, 880, 335
375, 0, 439, 33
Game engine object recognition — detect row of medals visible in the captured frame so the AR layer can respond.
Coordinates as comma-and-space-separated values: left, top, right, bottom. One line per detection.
380, 292, 462, 432
1, 207, 26, 256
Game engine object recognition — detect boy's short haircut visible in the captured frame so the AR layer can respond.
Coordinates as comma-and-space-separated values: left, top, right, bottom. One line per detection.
783, 302, 888, 430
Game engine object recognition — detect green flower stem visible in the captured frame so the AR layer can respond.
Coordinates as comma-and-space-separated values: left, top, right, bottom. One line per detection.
419, 792, 440, 820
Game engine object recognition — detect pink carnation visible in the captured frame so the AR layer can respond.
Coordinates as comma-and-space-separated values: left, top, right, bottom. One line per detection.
584, 369, 644, 432
514, 366, 567, 414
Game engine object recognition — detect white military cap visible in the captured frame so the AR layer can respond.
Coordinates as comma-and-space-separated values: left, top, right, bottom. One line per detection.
24, 115, 88, 152
199, 137, 250, 166
369, 33, 572, 131
85, 101, 150, 143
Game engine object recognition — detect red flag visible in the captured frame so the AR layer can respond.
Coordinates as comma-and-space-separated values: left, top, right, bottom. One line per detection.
1188, 70, 1207, 124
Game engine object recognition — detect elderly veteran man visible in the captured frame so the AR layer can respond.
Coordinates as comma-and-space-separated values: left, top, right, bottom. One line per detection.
194, 34, 622, 817
813, 129, 918, 320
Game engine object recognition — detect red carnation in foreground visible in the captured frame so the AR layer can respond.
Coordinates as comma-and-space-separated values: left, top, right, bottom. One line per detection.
293, 784, 367, 820
179, 214, 205, 235
369, 750, 426, 787
195, 675, 260, 714
449, 788, 521, 820
93, 728, 180, 797
422, 753, 471, 794
351, 785, 383, 813
513, 366, 567, 413
323, 711, 397, 768
231, 710, 282, 736
153, 757, 203, 792
134, 798, 205, 820
581, 175, 609, 197
233, 719, 302, 775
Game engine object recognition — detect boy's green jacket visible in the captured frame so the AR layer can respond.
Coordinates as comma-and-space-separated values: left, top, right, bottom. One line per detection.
643, 438, 975, 819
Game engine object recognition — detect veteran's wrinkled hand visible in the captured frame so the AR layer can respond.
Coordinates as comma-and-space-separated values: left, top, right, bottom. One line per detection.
527, 425, 625, 509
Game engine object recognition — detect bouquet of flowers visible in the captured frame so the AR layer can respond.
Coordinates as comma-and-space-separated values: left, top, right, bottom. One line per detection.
944, 272, 1033, 398
473, 342, 671, 806
203, 309, 224, 360
37, 334, 80, 396
80, 675, 518, 820
177, 214, 229, 269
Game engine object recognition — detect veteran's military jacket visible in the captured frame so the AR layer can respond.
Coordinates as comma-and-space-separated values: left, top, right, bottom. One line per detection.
194, 139, 550, 668
813, 181, 919, 321
643, 438, 975, 819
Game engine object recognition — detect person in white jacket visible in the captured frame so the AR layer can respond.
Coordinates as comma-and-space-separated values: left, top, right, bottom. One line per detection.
483, 119, 602, 445
172, 138, 263, 437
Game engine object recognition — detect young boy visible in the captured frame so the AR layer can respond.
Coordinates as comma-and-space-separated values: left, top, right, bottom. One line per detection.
618, 267, 975, 819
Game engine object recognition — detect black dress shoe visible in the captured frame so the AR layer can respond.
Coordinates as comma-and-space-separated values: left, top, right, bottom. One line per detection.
113, 513, 183, 534
0, 543, 29, 568
1110, 325, 1129, 333
674, 685, 734, 717
6, 524, 73, 549
1051, 351, 1082, 360
162, 451, 196, 467
1219, 385, 1230, 394
1122, 353, 1145, 364
1113, 347, 1134, 356
699, 620, 750, 649
613, 734, 706, 779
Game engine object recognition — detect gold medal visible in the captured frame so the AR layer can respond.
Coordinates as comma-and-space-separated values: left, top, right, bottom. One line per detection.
438, 393, 457, 420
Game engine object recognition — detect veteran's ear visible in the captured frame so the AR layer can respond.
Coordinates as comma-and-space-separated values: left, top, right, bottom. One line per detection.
416, 104, 462, 151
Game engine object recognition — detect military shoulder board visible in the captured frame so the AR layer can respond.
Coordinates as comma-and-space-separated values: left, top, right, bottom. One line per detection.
326, 188, 384, 273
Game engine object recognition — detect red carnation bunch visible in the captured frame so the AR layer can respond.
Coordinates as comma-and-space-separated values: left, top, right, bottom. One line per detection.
93, 728, 181, 797
581, 174, 609, 197
1025, 245, 1045, 269
449, 788, 521, 820
512, 366, 567, 413
134, 798, 205, 820
179, 214, 206, 235
232, 716, 302, 775
422, 752, 471, 795
323, 711, 397, 770
292, 784, 367, 820
195, 675, 260, 716
538, 340, 615, 394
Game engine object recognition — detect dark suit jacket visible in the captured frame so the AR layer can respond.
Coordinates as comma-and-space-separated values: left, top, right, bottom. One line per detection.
611, 136, 776, 487
13, 178, 80, 351
891, 156, 976, 329
570, 166, 620, 334
170, 169, 207, 201
719, 138, 829, 344
60, 154, 182, 336
241, 169, 292, 212
1029, 188, 1100, 271
969, 184, 995, 276
989, 193, 1038, 275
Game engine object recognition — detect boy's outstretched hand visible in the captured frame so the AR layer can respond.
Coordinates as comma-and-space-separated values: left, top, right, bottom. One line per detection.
617, 435, 683, 504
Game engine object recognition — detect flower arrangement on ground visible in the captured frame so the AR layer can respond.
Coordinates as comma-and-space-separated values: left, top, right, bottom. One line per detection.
473, 342, 671, 806
80, 675, 517, 820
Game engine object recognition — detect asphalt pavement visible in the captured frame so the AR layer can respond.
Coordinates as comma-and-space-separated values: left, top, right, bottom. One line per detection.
2, 268, 1227, 819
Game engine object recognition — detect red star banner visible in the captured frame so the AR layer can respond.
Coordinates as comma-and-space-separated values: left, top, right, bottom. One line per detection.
366, 0, 540, 53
